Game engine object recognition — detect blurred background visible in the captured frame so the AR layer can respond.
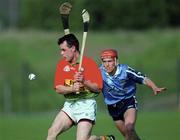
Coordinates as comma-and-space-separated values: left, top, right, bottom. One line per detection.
0, 0, 180, 140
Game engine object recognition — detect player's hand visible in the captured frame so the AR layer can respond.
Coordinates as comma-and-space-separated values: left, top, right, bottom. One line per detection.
153, 87, 167, 95
72, 82, 84, 92
74, 70, 84, 83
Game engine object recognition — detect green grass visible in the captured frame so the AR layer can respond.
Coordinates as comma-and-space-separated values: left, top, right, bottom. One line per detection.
0, 111, 179, 140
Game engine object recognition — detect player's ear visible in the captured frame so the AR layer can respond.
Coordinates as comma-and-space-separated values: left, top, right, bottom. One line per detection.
101, 61, 104, 66
115, 58, 118, 66
71, 45, 76, 52
101, 59, 104, 66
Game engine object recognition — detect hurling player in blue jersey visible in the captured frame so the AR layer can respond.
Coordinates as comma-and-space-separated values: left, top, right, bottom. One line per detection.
100, 49, 166, 140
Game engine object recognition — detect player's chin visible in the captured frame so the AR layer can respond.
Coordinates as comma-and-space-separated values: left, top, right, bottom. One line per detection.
64, 57, 69, 62
106, 68, 113, 73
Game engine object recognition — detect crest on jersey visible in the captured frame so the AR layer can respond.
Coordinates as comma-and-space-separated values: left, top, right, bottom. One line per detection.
63, 65, 70, 72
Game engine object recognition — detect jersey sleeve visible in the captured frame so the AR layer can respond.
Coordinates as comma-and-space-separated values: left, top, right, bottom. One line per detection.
54, 61, 64, 89
126, 66, 146, 84
83, 57, 103, 89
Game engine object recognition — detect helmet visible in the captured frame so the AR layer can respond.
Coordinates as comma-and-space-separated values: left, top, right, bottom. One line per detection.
100, 49, 118, 59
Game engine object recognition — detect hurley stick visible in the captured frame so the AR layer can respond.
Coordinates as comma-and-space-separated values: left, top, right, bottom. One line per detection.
78, 9, 90, 71
76, 9, 90, 94
59, 2, 72, 35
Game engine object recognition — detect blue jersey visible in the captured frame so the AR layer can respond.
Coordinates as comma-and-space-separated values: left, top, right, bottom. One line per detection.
100, 64, 146, 105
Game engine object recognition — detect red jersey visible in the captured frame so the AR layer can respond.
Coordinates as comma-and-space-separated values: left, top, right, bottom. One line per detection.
54, 56, 102, 100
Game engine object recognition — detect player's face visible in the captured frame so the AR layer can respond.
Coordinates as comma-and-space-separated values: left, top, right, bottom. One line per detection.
102, 57, 116, 75
60, 41, 75, 62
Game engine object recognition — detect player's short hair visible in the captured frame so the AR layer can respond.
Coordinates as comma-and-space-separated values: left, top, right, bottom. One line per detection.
100, 49, 118, 59
58, 34, 79, 51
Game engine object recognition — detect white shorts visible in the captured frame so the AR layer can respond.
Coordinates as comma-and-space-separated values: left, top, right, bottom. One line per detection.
62, 98, 97, 124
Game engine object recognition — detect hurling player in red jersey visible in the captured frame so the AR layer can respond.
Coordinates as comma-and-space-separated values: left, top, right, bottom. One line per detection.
47, 34, 115, 140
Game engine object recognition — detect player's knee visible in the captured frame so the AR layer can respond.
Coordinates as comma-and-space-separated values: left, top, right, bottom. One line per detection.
125, 122, 135, 133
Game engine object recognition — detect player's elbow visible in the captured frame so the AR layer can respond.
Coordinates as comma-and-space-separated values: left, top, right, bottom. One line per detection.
92, 86, 102, 93
55, 88, 62, 94
54, 85, 64, 94
97, 87, 102, 93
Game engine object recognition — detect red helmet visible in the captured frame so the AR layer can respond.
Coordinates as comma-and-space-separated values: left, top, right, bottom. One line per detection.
100, 49, 118, 59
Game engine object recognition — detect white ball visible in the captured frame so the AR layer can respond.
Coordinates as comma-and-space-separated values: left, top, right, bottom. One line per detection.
28, 73, 36, 80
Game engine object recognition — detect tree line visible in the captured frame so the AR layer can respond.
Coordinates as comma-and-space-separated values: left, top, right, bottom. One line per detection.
1, 0, 180, 30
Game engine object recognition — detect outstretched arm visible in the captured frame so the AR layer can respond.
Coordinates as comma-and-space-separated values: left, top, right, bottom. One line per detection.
144, 78, 166, 95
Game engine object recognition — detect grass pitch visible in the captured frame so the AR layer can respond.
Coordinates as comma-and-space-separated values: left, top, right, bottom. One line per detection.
0, 111, 179, 140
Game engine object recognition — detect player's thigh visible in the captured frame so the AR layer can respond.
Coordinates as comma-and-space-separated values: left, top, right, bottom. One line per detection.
124, 108, 137, 125
76, 120, 93, 140
50, 110, 73, 133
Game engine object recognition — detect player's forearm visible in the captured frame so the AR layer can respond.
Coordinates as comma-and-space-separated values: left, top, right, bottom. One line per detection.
144, 78, 158, 91
55, 85, 74, 94
83, 80, 101, 93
